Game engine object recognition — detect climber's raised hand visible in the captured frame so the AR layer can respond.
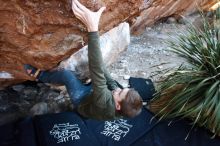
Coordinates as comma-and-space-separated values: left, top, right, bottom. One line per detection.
72, 0, 106, 32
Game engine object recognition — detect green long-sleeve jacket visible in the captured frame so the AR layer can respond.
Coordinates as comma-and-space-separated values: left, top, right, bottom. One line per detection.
77, 32, 121, 120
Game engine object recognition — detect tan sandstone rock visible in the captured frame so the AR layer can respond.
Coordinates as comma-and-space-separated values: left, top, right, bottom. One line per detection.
0, 0, 218, 88
131, 0, 217, 34
0, 0, 142, 88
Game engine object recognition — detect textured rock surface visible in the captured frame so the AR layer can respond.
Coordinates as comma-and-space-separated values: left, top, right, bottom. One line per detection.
0, 0, 217, 88
0, 0, 142, 88
131, 0, 217, 34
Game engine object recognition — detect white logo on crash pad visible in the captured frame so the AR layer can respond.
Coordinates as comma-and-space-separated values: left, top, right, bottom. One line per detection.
49, 123, 81, 143
101, 119, 133, 141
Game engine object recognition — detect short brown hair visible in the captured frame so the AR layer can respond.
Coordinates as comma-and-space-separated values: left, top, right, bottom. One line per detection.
119, 88, 143, 118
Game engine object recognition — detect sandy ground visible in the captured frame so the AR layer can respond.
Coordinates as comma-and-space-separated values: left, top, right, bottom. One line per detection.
108, 18, 193, 88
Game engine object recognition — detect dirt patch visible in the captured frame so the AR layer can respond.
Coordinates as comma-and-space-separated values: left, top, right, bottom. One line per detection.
108, 16, 197, 87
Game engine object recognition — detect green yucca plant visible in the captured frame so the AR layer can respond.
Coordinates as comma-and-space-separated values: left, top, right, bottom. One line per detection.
152, 13, 220, 137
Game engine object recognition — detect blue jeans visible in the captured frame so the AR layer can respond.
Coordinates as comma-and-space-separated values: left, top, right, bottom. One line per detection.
38, 70, 92, 107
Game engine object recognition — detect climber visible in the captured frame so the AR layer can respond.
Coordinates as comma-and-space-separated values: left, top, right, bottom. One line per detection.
25, 0, 143, 120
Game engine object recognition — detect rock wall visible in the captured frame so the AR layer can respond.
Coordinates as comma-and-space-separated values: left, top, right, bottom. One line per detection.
0, 0, 218, 88
0, 0, 142, 88
131, 0, 217, 34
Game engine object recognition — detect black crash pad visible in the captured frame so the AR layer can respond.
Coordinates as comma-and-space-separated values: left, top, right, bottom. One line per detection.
1, 77, 220, 146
